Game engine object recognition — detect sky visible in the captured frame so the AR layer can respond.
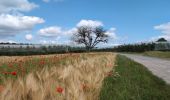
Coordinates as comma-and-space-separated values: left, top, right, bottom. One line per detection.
0, 0, 170, 47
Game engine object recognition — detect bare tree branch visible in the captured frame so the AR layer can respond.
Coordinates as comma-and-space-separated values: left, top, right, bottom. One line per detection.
71, 26, 109, 51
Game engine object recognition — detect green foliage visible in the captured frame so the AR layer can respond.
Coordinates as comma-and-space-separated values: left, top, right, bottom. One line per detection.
100, 55, 170, 100
155, 42, 170, 51
0, 43, 116, 56
156, 38, 167, 42
0, 45, 86, 56
113, 42, 155, 52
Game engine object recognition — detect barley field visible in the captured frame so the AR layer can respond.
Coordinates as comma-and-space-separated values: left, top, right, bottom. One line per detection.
0, 52, 116, 100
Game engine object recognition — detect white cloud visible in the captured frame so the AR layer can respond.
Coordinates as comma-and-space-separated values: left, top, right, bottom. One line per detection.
39, 39, 76, 45
39, 40, 58, 44
43, 0, 50, 3
38, 26, 63, 37
105, 27, 117, 39
0, 14, 44, 37
99, 43, 121, 48
64, 20, 105, 36
0, 0, 38, 13
77, 20, 103, 28
0, 39, 17, 43
154, 22, 170, 34
25, 34, 33, 40
64, 28, 77, 35
38, 26, 75, 38
153, 22, 170, 41
40, 40, 48, 44
43, 0, 64, 3
37, 20, 120, 47
0, 0, 45, 42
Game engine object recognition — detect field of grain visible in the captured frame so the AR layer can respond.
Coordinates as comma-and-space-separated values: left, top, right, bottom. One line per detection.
0, 52, 116, 100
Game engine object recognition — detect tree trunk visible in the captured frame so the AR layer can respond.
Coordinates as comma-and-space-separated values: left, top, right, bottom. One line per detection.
86, 46, 91, 52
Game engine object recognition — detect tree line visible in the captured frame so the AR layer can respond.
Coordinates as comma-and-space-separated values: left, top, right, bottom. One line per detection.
112, 42, 155, 52
0, 45, 87, 56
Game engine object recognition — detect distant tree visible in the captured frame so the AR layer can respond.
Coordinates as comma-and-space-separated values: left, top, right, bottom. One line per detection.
41, 46, 48, 52
32, 46, 36, 49
20, 46, 23, 49
72, 26, 109, 51
157, 38, 167, 42
26, 45, 30, 50
113, 42, 155, 52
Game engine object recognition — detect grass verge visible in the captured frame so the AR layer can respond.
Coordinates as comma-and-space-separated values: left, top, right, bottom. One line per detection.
100, 55, 170, 100
143, 51, 170, 59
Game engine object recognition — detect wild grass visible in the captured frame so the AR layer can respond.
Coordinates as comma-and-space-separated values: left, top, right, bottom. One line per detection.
143, 51, 170, 59
0, 52, 116, 100
100, 55, 170, 100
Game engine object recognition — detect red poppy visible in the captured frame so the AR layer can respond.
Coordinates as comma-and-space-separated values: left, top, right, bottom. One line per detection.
11, 72, 17, 76
56, 86, 63, 93
39, 60, 45, 65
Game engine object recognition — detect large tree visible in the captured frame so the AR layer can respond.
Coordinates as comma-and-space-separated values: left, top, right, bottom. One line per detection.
72, 26, 109, 51
156, 38, 167, 42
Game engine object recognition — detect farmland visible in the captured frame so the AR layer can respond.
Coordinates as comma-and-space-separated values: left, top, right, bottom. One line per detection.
0, 52, 116, 100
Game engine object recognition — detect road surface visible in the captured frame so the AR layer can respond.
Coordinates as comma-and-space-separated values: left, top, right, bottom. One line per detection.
121, 54, 170, 84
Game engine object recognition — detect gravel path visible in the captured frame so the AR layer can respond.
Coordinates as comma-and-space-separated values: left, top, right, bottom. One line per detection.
121, 54, 170, 84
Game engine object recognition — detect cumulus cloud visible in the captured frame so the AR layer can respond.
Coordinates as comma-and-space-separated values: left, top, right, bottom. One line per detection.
77, 20, 103, 28
0, 0, 38, 13
37, 20, 120, 47
154, 22, 170, 41
38, 26, 63, 37
0, 14, 44, 37
38, 20, 117, 40
25, 34, 33, 40
64, 20, 108, 35
154, 22, 170, 34
64, 28, 77, 35
105, 27, 117, 39
0, 0, 44, 39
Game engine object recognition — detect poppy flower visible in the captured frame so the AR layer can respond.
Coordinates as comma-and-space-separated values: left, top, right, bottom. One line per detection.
39, 60, 45, 65
56, 86, 63, 93
11, 72, 17, 76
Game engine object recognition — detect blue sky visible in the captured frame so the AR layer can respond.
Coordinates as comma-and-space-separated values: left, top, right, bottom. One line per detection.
0, 0, 170, 47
